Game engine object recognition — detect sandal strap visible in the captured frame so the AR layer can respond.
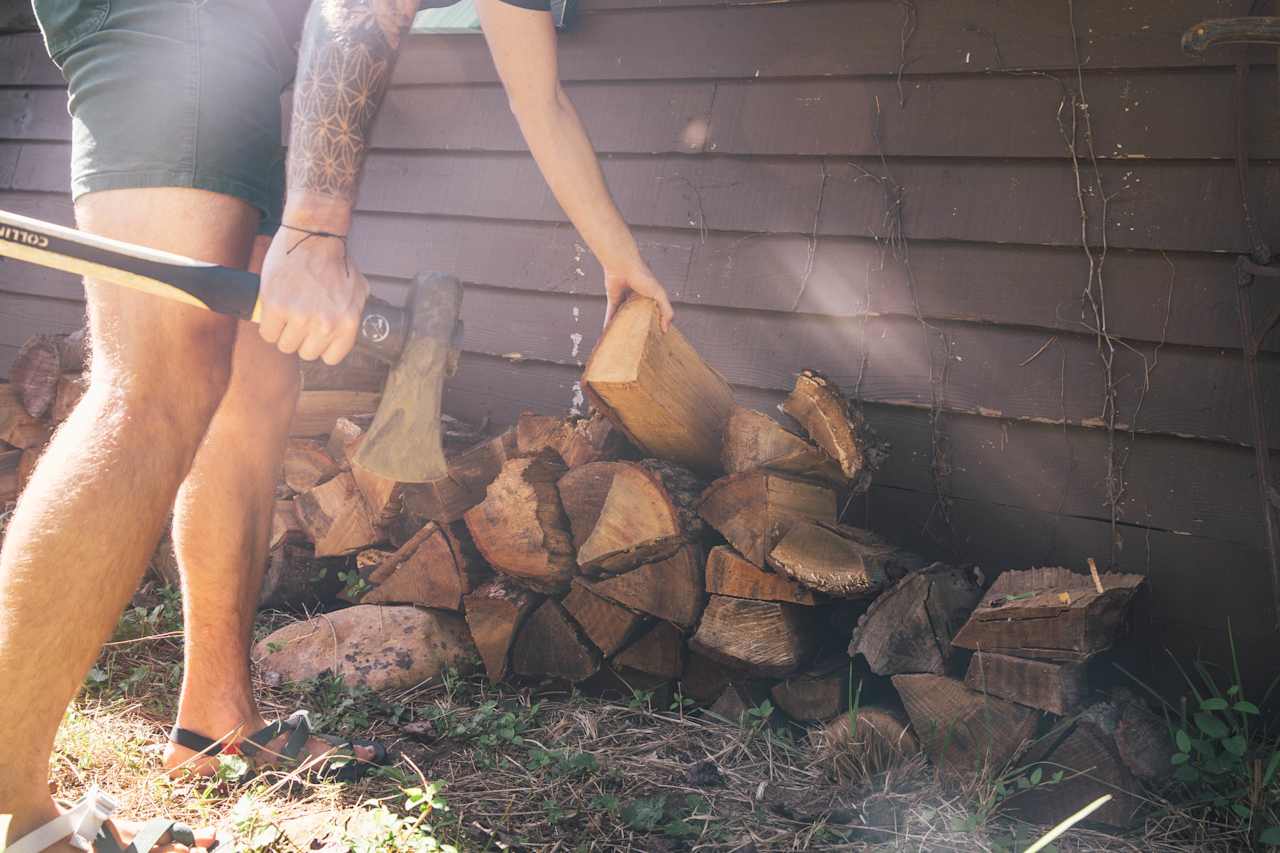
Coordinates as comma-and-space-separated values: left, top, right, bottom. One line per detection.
6, 786, 117, 853
168, 726, 226, 757
109, 817, 196, 853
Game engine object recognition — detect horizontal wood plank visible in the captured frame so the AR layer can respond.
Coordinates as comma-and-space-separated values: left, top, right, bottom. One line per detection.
0, 35, 63, 86
394, 0, 1245, 85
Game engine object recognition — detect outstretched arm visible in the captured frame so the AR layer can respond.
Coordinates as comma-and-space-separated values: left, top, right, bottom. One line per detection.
259, 0, 419, 363
476, 0, 675, 331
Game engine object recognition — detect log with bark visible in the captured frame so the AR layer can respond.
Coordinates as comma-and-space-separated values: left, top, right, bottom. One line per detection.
516, 411, 630, 468
893, 674, 1039, 779
562, 579, 645, 657
722, 406, 846, 486
705, 545, 820, 606
583, 544, 705, 628
0, 385, 51, 449
50, 373, 88, 423
511, 599, 602, 682
566, 460, 703, 575
964, 652, 1087, 716
850, 564, 981, 675
293, 471, 382, 557
951, 567, 1146, 661
345, 521, 486, 611
698, 471, 836, 567
401, 429, 519, 524
582, 297, 735, 472
690, 595, 816, 676
781, 370, 871, 488
463, 577, 541, 682
766, 521, 894, 598
10, 329, 86, 419
464, 455, 576, 593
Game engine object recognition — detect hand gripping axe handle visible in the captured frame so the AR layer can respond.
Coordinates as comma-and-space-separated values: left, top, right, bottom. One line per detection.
0, 208, 463, 482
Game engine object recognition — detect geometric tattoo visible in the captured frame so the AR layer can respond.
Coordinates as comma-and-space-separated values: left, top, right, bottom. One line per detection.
288, 0, 419, 200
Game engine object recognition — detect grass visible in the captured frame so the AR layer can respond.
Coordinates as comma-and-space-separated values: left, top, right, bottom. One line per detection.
33, 580, 1280, 851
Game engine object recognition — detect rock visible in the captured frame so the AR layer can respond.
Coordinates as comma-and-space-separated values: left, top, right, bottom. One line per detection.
253, 605, 475, 692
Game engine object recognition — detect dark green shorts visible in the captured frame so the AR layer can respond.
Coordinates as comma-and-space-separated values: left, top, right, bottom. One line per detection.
32, 0, 290, 234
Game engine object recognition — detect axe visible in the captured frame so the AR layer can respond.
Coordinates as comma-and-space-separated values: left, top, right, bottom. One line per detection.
0, 208, 461, 483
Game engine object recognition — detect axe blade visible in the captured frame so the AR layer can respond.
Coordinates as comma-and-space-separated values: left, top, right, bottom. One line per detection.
352, 272, 463, 483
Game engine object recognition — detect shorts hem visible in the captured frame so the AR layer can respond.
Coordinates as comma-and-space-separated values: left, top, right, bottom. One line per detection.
71, 170, 280, 228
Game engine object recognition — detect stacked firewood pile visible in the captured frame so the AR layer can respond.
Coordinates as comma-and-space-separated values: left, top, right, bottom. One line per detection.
4, 299, 1162, 827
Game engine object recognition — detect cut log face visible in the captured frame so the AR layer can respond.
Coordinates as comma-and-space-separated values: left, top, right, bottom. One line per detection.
698, 471, 837, 567
964, 652, 1087, 716
402, 429, 518, 524
562, 579, 645, 657
10, 334, 62, 418
0, 385, 50, 449
850, 564, 982, 676
893, 674, 1039, 779
690, 595, 815, 676
767, 521, 890, 598
293, 472, 382, 557
586, 544, 705, 628
951, 567, 1146, 661
270, 499, 304, 552
463, 577, 540, 682
1005, 721, 1142, 829
722, 406, 846, 486
771, 660, 850, 722
558, 461, 626, 549
357, 521, 486, 611
810, 708, 920, 781
464, 455, 576, 593
614, 621, 686, 678
512, 599, 602, 683
582, 297, 736, 473
680, 652, 736, 705
576, 460, 703, 575
781, 370, 866, 484
705, 545, 819, 606
283, 439, 340, 493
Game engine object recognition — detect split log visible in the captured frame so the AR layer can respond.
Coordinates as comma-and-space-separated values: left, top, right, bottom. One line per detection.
0, 385, 50, 449
705, 545, 819, 606
951, 567, 1146, 661
50, 373, 87, 423
770, 659, 850, 722
722, 406, 845, 486
254, 605, 476, 692
1005, 721, 1141, 828
698, 471, 837, 567
584, 545, 705, 628
351, 521, 485, 611
290, 390, 379, 437
10, 330, 86, 419
614, 621, 685, 678
464, 455, 576, 593
582, 297, 735, 472
293, 472, 382, 557
515, 413, 562, 457
781, 370, 868, 485
964, 652, 1087, 716
574, 460, 703, 575
766, 521, 892, 598
893, 674, 1039, 778
690, 595, 815, 676
269, 499, 304, 551
283, 439, 340, 493
401, 430, 519, 524
810, 708, 920, 781
327, 417, 366, 467
850, 564, 981, 675
511, 599, 602, 682
517, 411, 630, 468
562, 579, 645, 657
463, 577, 540, 682
680, 653, 737, 705
558, 460, 624, 549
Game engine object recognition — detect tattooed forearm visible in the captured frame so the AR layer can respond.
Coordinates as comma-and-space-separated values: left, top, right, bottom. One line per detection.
287, 0, 418, 200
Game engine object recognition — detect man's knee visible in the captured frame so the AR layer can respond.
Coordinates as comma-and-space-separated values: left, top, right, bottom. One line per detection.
221, 324, 301, 426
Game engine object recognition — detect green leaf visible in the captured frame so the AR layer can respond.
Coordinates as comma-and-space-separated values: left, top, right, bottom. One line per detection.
1171, 752, 1189, 765
1234, 701, 1261, 715
1030, 767, 1043, 786
1174, 765, 1201, 783
1260, 826, 1280, 846
1175, 729, 1192, 753
1265, 751, 1280, 786
1223, 734, 1248, 757
1229, 685, 1242, 696
1232, 803, 1253, 819
1051, 771, 1064, 784
1195, 712, 1230, 739
1201, 697, 1230, 712
621, 796, 666, 832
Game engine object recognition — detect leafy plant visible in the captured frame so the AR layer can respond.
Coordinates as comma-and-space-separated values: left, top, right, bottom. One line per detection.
342, 783, 456, 853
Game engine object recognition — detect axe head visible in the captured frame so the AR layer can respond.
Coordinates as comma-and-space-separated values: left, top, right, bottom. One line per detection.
352, 272, 463, 483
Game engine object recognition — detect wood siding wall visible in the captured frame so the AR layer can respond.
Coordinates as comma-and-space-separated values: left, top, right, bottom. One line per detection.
1, 0, 1276, 688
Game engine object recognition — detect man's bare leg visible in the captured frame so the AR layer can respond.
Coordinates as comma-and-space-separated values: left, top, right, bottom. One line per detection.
0, 186, 253, 851
162, 237, 376, 774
